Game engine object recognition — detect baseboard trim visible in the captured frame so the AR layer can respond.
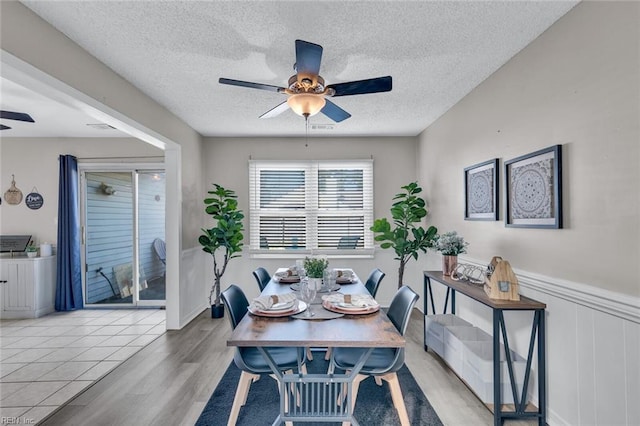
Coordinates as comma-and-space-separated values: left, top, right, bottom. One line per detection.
461, 257, 640, 324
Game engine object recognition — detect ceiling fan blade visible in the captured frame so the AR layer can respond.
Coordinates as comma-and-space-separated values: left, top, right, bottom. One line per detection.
327, 76, 392, 97
320, 99, 351, 123
0, 110, 35, 122
295, 40, 323, 77
0, 124, 12, 130
219, 78, 285, 93
259, 101, 290, 119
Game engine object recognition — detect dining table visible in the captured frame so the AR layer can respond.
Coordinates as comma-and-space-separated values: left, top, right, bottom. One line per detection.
227, 268, 405, 425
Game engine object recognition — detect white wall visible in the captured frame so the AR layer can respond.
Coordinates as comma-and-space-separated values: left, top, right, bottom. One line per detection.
201, 136, 430, 304
0, 138, 162, 246
1, 2, 206, 329
418, 2, 639, 425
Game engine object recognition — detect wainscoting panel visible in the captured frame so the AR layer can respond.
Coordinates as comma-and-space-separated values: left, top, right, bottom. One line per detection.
593, 309, 627, 425
179, 247, 208, 328
422, 258, 640, 426
575, 303, 597, 425
624, 320, 640, 425
545, 294, 578, 426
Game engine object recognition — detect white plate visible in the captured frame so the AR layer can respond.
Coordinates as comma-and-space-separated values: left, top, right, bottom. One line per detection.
266, 300, 296, 311
337, 302, 377, 310
248, 301, 306, 317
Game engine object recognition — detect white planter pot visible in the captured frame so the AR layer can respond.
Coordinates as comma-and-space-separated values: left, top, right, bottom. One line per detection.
308, 278, 323, 291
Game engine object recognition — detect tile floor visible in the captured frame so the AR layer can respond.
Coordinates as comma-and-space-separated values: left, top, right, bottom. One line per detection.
0, 308, 165, 425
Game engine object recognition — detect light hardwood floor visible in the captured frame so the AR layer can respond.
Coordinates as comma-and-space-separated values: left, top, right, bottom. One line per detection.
40, 310, 535, 426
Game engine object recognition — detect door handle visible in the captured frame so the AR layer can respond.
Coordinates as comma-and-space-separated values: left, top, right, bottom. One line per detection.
0, 280, 7, 283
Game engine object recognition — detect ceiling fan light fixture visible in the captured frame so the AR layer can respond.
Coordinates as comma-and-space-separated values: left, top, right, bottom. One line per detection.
287, 93, 326, 118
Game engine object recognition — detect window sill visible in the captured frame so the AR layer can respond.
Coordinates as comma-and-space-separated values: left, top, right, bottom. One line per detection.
249, 249, 375, 260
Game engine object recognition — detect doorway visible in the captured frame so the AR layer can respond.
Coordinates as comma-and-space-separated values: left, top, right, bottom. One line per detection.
81, 168, 166, 307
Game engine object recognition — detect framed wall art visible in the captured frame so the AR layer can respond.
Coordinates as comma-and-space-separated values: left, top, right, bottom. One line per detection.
505, 144, 562, 229
464, 158, 499, 220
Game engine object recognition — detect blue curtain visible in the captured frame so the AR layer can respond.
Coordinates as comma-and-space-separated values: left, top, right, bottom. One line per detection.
55, 155, 83, 311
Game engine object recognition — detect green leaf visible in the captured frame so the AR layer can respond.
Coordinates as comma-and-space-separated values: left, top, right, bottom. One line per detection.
371, 181, 435, 283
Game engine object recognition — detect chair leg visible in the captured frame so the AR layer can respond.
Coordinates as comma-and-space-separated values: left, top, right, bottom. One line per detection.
227, 371, 259, 426
306, 347, 314, 360
381, 373, 410, 426
341, 374, 366, 426
271, 371, 295, 426
374, 376, 383, 386
242, 375, 260, 405
324, 347, 332, 360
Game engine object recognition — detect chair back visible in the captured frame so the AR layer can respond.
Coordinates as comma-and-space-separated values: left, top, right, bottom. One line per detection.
337, 235, 360, 249
221, 284, 249, 330
153, 238, 166, 264
387, 285, 419, 336
364, 268, 385, 297
252, 267, 271, 292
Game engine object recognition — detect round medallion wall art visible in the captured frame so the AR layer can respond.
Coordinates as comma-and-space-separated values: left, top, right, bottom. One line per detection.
468, 169, 493, 214
510, 162, 552, 219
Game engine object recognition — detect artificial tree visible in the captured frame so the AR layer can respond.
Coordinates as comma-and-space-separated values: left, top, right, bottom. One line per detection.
199, 184, 244, 317
370, 181, 437, 287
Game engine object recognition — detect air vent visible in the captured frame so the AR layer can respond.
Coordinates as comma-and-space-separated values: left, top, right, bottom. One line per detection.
310, 124, 334, 131
86, 123, 116, 130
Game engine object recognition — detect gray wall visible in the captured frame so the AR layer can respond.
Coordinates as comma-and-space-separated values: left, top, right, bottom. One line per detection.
418, 2, 639, 425
201, 136, 424, 304
418, 0, 639, 297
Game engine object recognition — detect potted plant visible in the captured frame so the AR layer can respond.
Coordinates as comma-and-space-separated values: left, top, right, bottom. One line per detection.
303, 256, 328, 290
25, 243, 38, 258
434, 231, 469, 276
199, 184, 244, 318
371, 182, 438, 287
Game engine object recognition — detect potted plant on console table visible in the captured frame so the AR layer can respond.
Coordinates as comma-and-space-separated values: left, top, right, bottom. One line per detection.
199, 184, 244, 318
434, 231, 468, 276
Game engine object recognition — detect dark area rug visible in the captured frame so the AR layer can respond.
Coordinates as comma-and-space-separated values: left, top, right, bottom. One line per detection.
196, 353, 443, 425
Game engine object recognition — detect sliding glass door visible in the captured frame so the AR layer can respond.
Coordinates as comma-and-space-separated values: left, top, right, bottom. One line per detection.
137, 171, 166, 305
82, 168, 165, 307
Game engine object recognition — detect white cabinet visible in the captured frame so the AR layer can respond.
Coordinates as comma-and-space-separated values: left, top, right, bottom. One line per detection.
0, 256, 56, 319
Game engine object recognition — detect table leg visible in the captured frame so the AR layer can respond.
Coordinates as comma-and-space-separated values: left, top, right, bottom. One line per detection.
493, 309, 502, 426
538, 309, 546, 426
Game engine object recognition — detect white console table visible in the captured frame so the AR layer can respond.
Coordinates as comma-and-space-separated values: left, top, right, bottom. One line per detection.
0, 256, 56, 319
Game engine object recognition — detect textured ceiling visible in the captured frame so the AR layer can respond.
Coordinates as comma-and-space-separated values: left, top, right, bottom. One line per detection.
12, 1, 578, 138
0, 78, 128, 137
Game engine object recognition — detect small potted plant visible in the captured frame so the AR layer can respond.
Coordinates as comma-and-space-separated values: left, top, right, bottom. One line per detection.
24, 240, 38, 257
25, 243, 38, 258
434, 231, 469, 276
303, 256, 329, 289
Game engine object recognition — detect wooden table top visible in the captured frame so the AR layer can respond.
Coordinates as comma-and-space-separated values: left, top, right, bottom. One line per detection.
424, 270, 546, 310
227, 271, 406, 349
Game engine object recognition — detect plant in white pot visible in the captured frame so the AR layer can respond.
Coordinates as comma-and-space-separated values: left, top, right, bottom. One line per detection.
25, 242, 38, 258
371, 182, 438, 287
303, 256, 328, 289
198, 184, 244, 318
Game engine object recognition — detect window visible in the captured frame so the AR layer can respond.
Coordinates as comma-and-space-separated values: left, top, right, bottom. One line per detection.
249, 160, 374, 257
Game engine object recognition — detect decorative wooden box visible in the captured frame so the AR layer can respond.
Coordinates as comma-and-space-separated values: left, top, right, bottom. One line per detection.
483, 256, 520, 301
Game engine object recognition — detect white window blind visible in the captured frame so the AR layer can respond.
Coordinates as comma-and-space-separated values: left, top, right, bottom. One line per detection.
249, 160, 373, 256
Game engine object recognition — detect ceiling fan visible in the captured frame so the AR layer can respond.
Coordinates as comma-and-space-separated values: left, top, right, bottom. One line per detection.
0, 110, 35, 130
219, 40, 392, 123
